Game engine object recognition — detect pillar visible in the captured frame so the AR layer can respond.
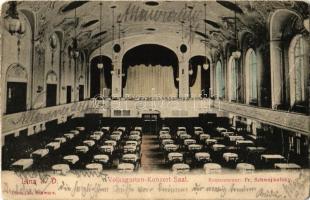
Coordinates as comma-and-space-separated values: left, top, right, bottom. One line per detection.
179, 60, 189, 98
270, 41, 283, 109
112, 59, 122, 98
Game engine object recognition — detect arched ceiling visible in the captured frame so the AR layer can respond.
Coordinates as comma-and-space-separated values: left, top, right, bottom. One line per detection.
13, 1, 309, 54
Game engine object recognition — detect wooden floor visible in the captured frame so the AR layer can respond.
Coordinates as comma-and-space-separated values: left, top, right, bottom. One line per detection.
140, 135, 166, 172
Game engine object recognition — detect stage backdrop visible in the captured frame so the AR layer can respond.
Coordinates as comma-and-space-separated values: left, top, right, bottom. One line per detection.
123, 64, 177, 97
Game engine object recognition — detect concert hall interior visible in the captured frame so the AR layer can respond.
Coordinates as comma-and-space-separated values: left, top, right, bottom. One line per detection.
1, 1, 310, 173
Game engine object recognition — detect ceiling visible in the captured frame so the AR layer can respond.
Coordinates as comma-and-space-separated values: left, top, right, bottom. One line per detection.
14, 1, 309, 55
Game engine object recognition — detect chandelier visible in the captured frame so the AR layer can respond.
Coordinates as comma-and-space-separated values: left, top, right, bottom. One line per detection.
4, 1, 25, 36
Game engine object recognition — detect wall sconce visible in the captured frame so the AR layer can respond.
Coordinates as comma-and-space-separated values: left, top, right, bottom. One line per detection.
176, 77, 179, 82
110, 70, 115, 75
61, 86, 66, 90
304, 18, 309, 32
37, 86, 43, 93
189, 69, 193, 75
232, 50, 241, 59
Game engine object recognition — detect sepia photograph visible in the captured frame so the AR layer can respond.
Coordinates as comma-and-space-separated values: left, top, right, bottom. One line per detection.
0, 0, 310, 199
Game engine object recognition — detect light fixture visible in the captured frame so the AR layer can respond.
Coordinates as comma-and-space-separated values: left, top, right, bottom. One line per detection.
37, 86, 43, 93
304, 18, 309, 32
4, 1, 25, 36
97, 2, 104, 69
71, 7, 79, 60
231, 0, 241, 59
97, 63, 104, 69
203, 63, 209, 70
203, 3, 208, 71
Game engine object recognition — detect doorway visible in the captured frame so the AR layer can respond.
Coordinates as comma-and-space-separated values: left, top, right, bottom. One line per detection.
79, 85, 84, 101
46, 84, 57, 107
6, 82, 27, 114
66, 86, 72, 103
142, 113, 160, 135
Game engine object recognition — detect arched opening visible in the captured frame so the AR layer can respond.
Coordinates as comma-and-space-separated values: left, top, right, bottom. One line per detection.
289, 34, 309, 114
6, 64, 28, 114
269, 9, 304, 110
245, 48, 258, 105
188, 56, 210, 98
122, 44, 179, 97
90, 56, 112, 98
228, 55, 238, 102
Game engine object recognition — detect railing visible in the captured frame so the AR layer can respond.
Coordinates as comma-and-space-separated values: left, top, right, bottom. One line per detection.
2, 100, 95, 135
2, 98, 309, 136
212, 100, 310, 136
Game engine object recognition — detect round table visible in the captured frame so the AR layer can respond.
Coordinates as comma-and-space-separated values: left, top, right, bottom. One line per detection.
52, 164, 70, 174
94, 154, 109, 163
75, 145, 89, 153
63, 155, 79, 164
85, 163, 103, 171
203, 163, 221, 173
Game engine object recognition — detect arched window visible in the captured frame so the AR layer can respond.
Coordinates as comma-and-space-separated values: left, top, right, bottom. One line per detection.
246, 49, 257, 103
216, 61, 224, 99
249, 49, 257, 102
231, 58, 238, 101
293, 36, 305, 103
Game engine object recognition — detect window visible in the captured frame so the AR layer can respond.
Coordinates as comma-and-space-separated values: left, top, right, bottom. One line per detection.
248, 49, 257, 102
246, 49, 257, 103
231, 58, 238, 101
289, 35, 308, 113
216, 61, 224, 99
245, 48, 258, 104
293, 36, 305, 103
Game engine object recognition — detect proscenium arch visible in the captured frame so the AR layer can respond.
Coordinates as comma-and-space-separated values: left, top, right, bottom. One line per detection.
121, 44, 179, 89
89, 33, 212, 62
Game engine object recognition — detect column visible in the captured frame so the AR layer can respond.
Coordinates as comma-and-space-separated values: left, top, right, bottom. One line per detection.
111, 58, 122, 98
179, 60, 189, 98
99, 69, 106, 96
270, 41, 283, 108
